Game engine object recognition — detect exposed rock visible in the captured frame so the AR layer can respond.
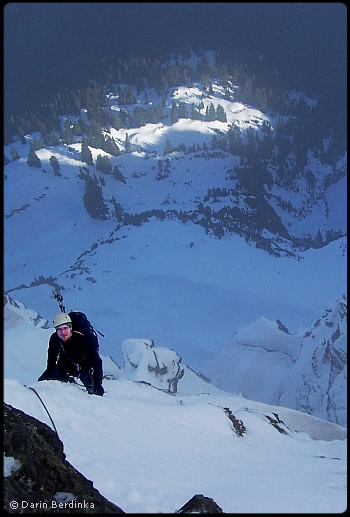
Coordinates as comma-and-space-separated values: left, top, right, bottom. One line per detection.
176, 494, 224, 513
223, 407, 246, 437
3, 403, 124, 513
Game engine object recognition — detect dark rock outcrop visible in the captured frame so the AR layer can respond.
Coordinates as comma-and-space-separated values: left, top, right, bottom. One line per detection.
3, 403, 124, 513
176, 494, 224, 513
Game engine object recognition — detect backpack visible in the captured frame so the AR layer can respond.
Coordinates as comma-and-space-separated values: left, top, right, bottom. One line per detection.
68, 311, 99, 352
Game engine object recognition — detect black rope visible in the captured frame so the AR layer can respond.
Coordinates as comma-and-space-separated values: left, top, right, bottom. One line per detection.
95, 328, 105, 338
24, 385, 59, 438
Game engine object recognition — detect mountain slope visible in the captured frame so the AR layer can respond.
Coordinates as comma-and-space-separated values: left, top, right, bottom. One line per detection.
4, 50, 346, 409
3, 299, 347, 513
201, 296, 347, 427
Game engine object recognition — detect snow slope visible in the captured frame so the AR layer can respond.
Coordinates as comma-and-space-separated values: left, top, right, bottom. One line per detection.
3, 300, 347, 513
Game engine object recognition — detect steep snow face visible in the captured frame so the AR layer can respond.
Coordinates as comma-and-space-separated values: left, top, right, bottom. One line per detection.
201, 296, 347, 427
227, 316, 300, 359
200, 316, 301, 405
279, 297, 347, 426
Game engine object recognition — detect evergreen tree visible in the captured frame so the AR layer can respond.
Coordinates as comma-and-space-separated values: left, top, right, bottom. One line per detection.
314, 229, 324, 248
211, 135, 220, 150
261, 120, 272, 136
125, 85, 136, 104
257, 133, 273, 162
146, 104, 163, 124
218, 63, 229, 85
244, 127, 257, 156
111, 196, 125, 221
205, 102, 216, 122
124, 133, 131, 152
49, 155, 61, 176
216, 104, 227, 122
78, 116, 87, 134
27, 150, 41, 168
71, 92, 82, 114
170, 101, 179, 125
88, 132, 104, 150
164, 139, 173, 155
44, 132, 61, 146
227, 125, 243, 155
96, 154, 112, 174
83, 175, 108, 219
113, 165, 126, 183
72, 120, 82, 136
133, 106, 144, 126
201, 72, 210, 89
81, 137, 93, 165
305, 170, 316, 190
191, 104, 201, 120
178, 101, 188, 119
103, 134, 120, 156
62, 119, 74, 145
87, 118, 103, 149
30, 138, 44, 152
17, 126, 26, 144
10, 147, 20, 161
164, 158, 171, 172
256, 87, 268, 112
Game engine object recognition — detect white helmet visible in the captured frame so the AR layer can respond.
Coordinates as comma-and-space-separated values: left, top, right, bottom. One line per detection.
53, 312, 72, 328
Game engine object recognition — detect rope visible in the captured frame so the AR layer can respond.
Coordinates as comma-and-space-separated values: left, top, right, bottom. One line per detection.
24, 385, 59, 438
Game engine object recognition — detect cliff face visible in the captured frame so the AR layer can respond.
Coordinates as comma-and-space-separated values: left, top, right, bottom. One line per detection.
279, 297, 347, 426
3, 402, 125, 513
202, 296, 347, 427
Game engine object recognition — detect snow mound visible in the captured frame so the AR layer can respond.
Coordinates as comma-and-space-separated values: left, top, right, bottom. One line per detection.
121, 338, 184, 393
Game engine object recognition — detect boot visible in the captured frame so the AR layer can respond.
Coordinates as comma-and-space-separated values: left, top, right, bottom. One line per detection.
93, 375, 104, 396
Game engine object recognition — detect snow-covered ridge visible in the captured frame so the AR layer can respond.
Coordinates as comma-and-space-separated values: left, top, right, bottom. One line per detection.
4, 294, 50, 330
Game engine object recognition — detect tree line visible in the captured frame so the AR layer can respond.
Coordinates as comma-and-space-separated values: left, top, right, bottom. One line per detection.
5, 48, 333, 145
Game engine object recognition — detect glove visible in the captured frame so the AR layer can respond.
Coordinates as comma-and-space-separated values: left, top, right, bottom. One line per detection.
79, 371, 94, 394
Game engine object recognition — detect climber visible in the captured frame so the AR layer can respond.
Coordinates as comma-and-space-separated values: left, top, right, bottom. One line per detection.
38, 312, 104, 396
